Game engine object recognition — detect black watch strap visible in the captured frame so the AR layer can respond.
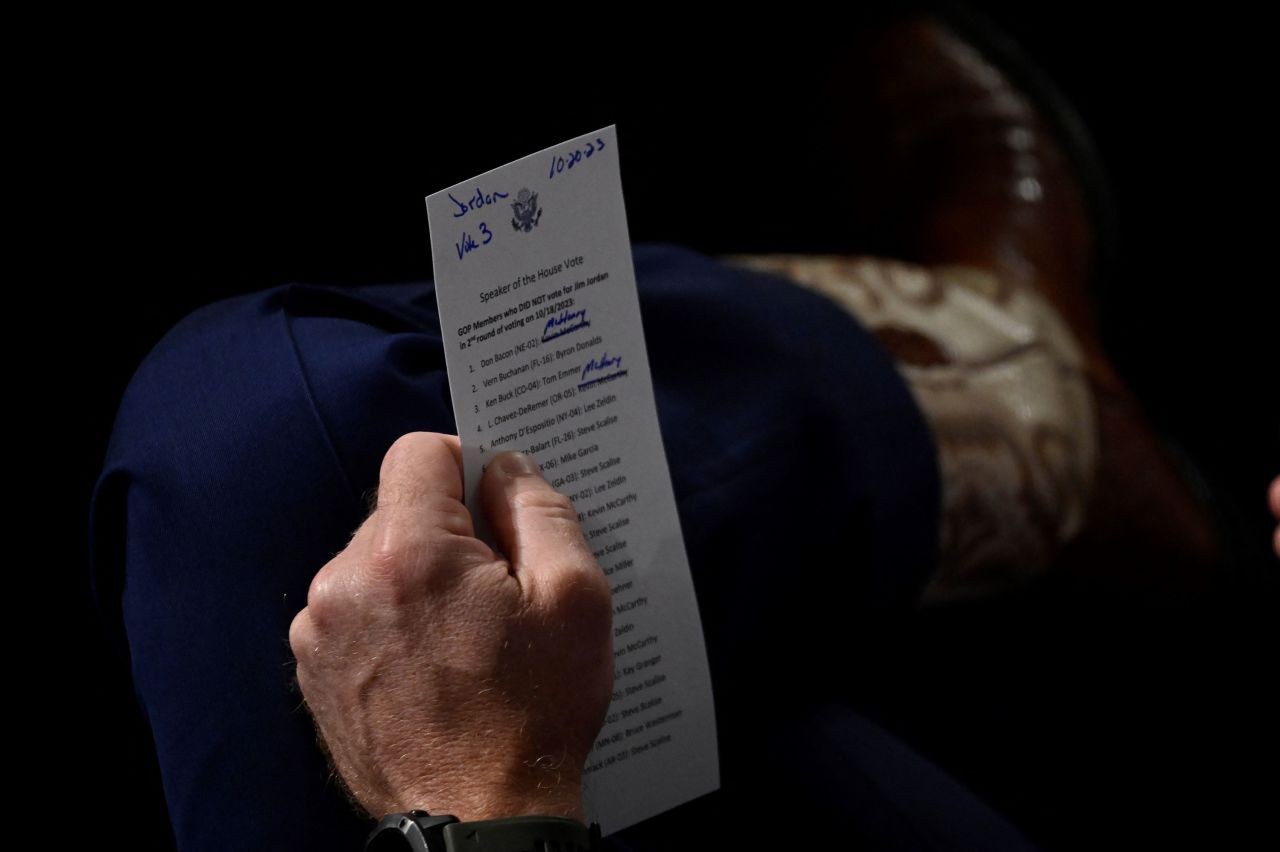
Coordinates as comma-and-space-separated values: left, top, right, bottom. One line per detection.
366, 810, 601, 852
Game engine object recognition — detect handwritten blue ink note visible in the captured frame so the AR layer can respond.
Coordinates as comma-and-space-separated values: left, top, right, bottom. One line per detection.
425, 126, 719, 835
542, 307, 590, 342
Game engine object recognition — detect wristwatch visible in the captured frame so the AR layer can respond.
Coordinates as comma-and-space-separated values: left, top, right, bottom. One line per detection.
365, 811, 601, 852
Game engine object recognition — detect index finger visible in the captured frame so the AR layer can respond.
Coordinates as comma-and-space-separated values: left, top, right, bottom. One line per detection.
376, 431, 465, 508
364, 432, 475, 542
298, 434, 482, 630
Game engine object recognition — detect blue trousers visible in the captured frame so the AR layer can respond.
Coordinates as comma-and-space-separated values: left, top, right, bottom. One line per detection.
90, 244, 1035, 850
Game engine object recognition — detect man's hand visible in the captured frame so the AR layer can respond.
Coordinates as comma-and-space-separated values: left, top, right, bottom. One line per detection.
289, 433, 614, 822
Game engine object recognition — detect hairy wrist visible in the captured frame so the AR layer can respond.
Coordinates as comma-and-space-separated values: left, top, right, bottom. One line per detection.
390, 779, 585, 823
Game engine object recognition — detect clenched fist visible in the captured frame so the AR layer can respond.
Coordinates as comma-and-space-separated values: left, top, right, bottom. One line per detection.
289, 433, 614, 822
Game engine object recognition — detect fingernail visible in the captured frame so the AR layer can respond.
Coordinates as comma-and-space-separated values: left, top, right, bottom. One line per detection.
494, 451, 543, 479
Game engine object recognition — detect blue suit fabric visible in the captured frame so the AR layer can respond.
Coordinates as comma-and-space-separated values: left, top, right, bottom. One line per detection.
90, 244, 1036, 851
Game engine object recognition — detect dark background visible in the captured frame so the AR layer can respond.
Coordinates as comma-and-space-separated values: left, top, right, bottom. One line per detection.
73, 5, 1276, 849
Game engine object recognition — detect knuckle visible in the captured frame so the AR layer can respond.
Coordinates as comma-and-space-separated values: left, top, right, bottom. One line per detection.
365, 533, 418, 592
305, 553, 367, 623
305, 570, 342, 621
421, 493, 476, 537
365, 515, 489, 599
380, 431, 428, 475
288, 608, 317, 661
365, 505, 423, 569
549, 562, 613, 617
367, 502, 457, 569
512, 487, 579, 523
379, 432, 450, 488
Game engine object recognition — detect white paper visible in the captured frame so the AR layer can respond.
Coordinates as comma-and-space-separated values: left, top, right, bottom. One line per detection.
425, 125, 718, 834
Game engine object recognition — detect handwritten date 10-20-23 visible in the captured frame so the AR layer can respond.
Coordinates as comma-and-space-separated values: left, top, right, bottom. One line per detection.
549, 136, 606, 178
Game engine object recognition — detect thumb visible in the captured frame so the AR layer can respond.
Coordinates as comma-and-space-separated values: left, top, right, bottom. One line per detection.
480, 452, 598, 585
